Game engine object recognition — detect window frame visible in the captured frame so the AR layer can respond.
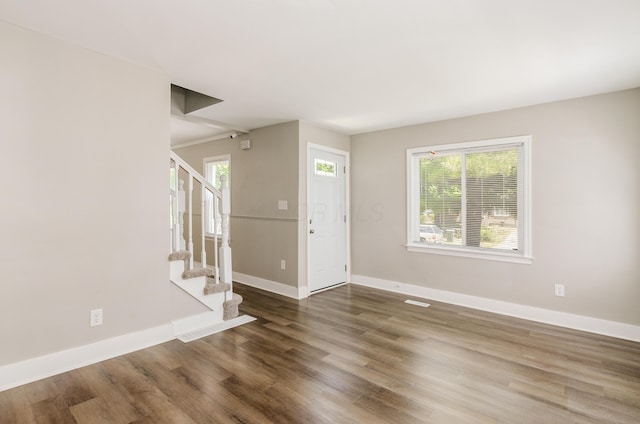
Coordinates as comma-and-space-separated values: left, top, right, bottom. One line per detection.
203, 154, 230, 237
406, 135, 532, 264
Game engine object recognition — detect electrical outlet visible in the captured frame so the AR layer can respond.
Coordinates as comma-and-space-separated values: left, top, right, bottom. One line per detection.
280, 259, 286, 270
554, 284, 565, 297
90, 308, 103, 327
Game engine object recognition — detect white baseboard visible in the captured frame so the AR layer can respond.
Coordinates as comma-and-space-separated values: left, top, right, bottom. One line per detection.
7, 273, 634, 394
233, 272, 307, 299
0, 324, 174, 392
0, 307, 251, 392
351, 274, 640, 342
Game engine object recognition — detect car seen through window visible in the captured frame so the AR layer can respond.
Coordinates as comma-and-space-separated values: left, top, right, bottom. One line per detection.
420, 224, 443, 244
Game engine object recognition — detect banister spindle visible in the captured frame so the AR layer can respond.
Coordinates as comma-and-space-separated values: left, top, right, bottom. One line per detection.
214, 195, 220, 284
200, 185, 207, 270
187, 174, 194, 270
178, 179, 185, 250
172, 161, 180, 252
219, 175, 232, 284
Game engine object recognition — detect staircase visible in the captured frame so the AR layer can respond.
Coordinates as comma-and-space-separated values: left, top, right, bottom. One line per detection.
168, 151, 243, 328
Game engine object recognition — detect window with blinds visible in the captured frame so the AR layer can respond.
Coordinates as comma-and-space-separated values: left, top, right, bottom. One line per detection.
406, 136, 532, 263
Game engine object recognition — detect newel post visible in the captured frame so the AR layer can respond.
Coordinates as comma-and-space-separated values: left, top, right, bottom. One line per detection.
219, 175, 232, 283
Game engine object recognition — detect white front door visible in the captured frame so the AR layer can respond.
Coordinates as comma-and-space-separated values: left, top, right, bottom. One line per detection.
308, 147, 347, 292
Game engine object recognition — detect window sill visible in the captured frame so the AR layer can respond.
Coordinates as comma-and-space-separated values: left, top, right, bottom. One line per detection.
406, 243, 533, 264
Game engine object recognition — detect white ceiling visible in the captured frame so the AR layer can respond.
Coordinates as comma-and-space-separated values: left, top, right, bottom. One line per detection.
2, 0, 640, 144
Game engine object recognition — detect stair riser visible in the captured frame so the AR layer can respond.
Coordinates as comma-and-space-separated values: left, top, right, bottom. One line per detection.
169, 259, 227, 316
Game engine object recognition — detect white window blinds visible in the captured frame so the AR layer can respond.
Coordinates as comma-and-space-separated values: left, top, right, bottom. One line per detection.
407, 136, 531, 263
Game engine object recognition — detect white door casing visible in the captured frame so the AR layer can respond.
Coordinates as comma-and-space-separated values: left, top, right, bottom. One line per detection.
308, 146, 348, 293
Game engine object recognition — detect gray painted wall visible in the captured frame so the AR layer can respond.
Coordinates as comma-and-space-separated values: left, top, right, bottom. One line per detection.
174, 121, 351, 292
174, 121, 301, 287
351, 88, 640, 325
0, 22, 205, 366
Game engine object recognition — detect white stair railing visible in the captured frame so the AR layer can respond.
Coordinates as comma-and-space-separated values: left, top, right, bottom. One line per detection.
169, 151, 231, 284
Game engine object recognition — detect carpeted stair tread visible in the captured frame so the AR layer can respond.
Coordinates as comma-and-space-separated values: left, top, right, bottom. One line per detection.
182, 267, 212, 279
168, 250, 191, 261
224, 293, 243, 306
169, 251, 191, 270
223, 293, 243, 321
203, 280, 232, 295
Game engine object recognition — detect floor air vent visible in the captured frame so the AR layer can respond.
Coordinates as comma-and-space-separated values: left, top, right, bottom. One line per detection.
404, 299, 431, 308
177, 315, 256, 343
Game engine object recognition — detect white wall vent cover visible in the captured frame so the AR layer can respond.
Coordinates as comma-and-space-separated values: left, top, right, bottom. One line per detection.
404, 299, 431, 308
177, 315, 256, 343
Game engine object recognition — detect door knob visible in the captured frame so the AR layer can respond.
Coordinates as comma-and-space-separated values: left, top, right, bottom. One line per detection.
310, 229, 315, 234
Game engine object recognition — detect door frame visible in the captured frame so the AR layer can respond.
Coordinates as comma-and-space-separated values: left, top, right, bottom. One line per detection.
306, 143, 350, 296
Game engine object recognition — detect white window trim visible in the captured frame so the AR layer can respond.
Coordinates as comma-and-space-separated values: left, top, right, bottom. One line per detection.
203, 154, 230, 238
406, 135, 532, 264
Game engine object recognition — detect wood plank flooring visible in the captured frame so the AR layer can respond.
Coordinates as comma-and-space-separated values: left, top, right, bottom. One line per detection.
1, 283, 639, 423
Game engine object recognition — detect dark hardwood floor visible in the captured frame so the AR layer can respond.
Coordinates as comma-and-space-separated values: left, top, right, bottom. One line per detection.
2, 283, 639, 423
